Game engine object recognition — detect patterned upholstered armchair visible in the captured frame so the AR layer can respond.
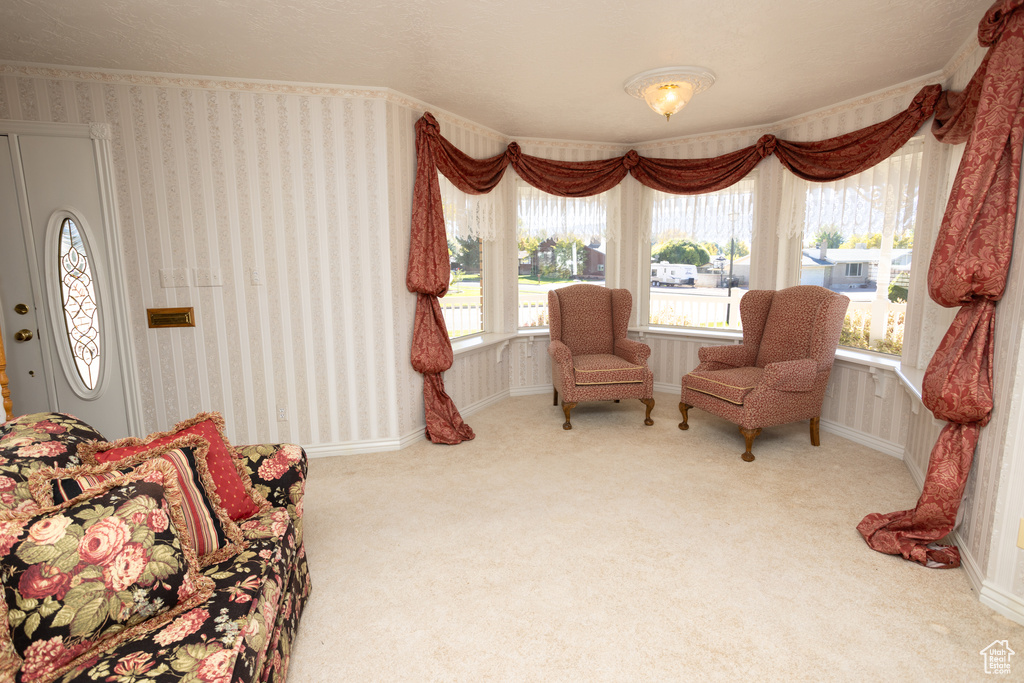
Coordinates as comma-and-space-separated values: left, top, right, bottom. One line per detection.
548, 284, 655, 429
679, 285, 850, 461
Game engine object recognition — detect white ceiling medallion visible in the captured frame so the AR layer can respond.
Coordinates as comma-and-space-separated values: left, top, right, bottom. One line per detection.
624, 66, 717, 121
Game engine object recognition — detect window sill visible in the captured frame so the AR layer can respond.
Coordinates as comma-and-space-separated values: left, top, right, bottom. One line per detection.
450, 332, 518, 357
630, 325, 743, 342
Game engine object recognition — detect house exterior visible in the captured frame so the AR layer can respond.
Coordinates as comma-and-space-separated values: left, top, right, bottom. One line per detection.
799, 247, 912, 290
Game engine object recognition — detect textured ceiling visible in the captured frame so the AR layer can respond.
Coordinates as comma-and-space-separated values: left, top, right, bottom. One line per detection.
0, 0, 992, 143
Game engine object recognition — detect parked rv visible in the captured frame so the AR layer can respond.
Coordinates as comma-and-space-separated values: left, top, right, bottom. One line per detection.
651, 262, 698, 287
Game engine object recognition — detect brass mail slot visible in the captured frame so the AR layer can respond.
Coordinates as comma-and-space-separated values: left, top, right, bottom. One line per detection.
147, 307, 195, 328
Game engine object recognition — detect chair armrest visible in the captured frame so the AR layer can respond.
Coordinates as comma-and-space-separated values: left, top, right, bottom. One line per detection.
236, 443, 307, 513
548, 340, 573, 367
762, 359, 818, 392
615, 338, 650, 365
697, 344, 750, 368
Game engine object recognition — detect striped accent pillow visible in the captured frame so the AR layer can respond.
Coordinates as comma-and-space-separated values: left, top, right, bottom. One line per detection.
29, 436, 246, 567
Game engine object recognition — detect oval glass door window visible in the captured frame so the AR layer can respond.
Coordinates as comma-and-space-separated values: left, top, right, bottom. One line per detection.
57, 217, 101, 389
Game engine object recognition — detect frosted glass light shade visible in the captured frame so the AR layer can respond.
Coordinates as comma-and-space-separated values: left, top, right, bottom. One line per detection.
643, 82, 695, 120
625, 67, 716, 121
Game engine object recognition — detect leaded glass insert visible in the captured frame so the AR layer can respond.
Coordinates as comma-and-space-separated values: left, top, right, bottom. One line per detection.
57, 218, 101, 389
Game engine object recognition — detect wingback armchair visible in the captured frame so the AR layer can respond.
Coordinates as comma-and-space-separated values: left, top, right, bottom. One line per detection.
548, 284, 655, 429
679, 285, 850, 461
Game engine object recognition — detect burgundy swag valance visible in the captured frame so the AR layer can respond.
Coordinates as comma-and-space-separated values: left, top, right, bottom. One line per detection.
406, 0, 1022, 570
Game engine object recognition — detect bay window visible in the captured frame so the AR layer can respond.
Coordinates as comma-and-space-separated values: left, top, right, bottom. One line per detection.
439, 174, 496, 339
797, 137, 923, 355
647, 177, 756, 329
516, 180, 617, 328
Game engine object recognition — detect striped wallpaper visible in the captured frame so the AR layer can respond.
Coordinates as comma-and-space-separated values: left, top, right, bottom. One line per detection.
4, 32, 1024, 614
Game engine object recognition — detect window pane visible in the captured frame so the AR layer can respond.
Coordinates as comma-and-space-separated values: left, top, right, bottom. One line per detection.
647, 177, 755, 329
57, 218, 101, 389
438, 174, 486, 339
800, 138, 922, 355
517, 181, 614, 328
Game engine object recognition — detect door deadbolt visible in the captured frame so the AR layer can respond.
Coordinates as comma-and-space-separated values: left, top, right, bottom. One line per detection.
14, 303, 29, 315
14, 329, 33, 342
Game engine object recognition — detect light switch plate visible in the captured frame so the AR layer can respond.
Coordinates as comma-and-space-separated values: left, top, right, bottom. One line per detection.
193, 267, 223, 287
159, 268, 189, 288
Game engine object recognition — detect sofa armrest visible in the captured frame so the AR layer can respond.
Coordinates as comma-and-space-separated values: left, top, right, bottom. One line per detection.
615, 338, 650, 365
697, 344, 751, 368
237, 443, 307, 513
762, 359, 817, 392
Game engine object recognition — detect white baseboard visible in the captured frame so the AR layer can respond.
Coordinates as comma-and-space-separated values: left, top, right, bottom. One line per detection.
654, 381, 680, 395
458, 389, 513, 416
303, 391, 513, 459
302, 437, 407, 458
979, 579, 1024, 627
510, 385, 551, 397
819, 419, 904, 460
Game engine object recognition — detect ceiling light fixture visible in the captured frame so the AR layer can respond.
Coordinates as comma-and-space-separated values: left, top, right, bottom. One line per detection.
624, 66, 717, 121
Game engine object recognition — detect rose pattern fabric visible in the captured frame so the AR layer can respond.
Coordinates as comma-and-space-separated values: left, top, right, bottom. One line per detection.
858, 0, 1024, 569
0, 466, 214, 683
0, 414, 105, 514
0, 416, 309, 683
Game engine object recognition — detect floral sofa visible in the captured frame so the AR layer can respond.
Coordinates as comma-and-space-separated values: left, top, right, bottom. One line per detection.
0, 412, 310, 683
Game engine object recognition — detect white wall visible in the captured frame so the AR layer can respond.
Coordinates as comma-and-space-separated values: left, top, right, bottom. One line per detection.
0, 66, 400, 451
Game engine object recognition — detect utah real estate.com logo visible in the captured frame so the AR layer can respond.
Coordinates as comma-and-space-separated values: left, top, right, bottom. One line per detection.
980, 640, 1014, 675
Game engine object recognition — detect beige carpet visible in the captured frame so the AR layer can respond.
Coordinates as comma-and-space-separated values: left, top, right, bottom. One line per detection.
287, 392, 1024, 682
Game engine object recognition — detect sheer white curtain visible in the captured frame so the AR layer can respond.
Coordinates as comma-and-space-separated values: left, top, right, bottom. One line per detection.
647, 177, 755, 245
516, 180, 619, 242
800, 138, 923, 245
438, 173, 500, 242
782, 137, 923, 353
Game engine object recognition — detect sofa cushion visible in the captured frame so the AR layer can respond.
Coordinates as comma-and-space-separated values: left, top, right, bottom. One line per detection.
30, 436, 246, 568
81, 412, 269, 522
55, 507, 311, 683
573, 354, 646, 385
0, 461, 214, 683
684, 366, 765, 405
0, 414, 106, 514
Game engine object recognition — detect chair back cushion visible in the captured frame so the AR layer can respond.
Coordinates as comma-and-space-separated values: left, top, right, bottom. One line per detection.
550, 285, 617, 356
755, 286, 842, 368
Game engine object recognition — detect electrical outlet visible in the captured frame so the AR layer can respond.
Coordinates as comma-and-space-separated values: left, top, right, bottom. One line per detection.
251, 269, 262, 286
277, 407, 287, 421
1017, 518, 1024, 550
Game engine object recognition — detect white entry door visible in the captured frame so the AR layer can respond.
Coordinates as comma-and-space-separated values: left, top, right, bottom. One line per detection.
0, 131, 135, 439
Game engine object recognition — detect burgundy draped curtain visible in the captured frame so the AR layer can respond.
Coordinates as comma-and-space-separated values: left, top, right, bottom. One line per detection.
857, 0, 1024, 568
408, 83, 940, 444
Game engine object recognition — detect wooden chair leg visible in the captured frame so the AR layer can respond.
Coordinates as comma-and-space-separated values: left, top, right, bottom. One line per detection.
561, 402, 577, 430
739, 427, 762, 462
641, 398, 655, 426
810, 417, 820, 447
678, 402, 691, 430
553, 388, 558, 406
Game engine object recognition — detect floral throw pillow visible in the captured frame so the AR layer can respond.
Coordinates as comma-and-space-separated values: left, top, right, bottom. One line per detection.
0, 460, 214, 683
30, 435, 246, 568
80, 412, 269, 521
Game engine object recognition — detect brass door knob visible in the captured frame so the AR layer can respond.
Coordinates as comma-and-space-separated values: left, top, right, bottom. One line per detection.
14, 303, 29, 315
14, 329, 33, 342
